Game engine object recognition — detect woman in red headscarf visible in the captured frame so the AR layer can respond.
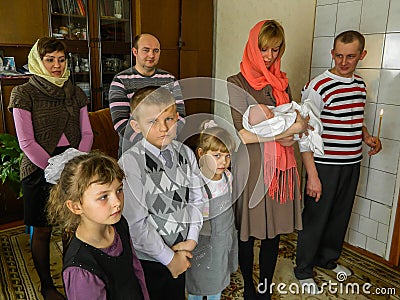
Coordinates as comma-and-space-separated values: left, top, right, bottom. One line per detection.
227, 20, 308, 300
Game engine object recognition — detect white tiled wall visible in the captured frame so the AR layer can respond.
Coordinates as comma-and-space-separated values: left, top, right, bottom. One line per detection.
387, 0, 400, 32
312, 0, 400, 259
336, 1, 362, 33
360, 0, 389, 34
383, 33, 400, 69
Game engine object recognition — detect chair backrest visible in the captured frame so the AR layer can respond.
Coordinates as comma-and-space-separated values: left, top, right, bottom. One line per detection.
88, 108, 119, 159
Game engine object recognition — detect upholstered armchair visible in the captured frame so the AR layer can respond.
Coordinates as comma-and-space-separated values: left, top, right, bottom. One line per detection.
88, 108, 119, 159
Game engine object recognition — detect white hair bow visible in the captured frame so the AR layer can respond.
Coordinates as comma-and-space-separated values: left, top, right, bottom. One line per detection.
203, 120, 218, 129
45, 148, 87, 184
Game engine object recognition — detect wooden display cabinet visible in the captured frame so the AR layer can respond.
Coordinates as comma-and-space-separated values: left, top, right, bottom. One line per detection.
48, 0, 134, 110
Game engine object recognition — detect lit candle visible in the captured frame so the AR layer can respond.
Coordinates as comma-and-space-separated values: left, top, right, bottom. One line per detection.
377, 109, 383, 140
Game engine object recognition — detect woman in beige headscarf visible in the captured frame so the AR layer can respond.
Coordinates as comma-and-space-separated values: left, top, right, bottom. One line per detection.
9, 37, 93, 300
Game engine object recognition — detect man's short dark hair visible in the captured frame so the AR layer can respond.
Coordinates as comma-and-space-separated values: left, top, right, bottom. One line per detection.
334, 30, 365, 52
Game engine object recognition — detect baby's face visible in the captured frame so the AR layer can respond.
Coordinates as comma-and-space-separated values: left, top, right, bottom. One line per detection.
248, 104, 274, 126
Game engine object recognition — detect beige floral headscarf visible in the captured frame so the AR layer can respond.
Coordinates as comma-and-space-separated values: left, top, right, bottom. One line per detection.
28, 39, 70, 87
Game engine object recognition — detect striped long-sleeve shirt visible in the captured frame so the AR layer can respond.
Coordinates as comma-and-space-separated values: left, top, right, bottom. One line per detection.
301, 70, 366, 165
109, 67, 185, 156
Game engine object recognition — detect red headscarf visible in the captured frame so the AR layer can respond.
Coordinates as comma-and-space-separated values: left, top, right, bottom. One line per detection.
240, 20, 300, 203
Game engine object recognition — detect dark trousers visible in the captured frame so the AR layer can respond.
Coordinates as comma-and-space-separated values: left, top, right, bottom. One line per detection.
140, 259, 185, 300
295, 163, 360, 279
239, 235, 280, 300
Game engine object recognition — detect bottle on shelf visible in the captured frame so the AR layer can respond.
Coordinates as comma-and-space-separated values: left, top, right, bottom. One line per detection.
74, 59, 80, 73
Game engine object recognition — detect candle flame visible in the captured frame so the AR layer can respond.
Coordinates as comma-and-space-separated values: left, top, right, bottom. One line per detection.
380, 109, 384, 116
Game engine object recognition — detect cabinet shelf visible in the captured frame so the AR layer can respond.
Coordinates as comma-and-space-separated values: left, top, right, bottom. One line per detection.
51, 12, 86, 18
72, 71, 90, 75
101, 16, 129, 22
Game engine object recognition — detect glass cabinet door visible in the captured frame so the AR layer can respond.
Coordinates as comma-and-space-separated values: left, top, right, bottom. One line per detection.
99, 0, 132, 107
48, 0, 91, 105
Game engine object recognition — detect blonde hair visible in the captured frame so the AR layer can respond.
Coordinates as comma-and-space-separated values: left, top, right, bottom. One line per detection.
46, 152, 124, 239
258, 20, 286, 58
198, 121, 236, 155
129, 86, 176, 119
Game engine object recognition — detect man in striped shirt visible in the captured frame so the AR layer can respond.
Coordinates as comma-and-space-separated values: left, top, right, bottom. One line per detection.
109, 33, 185, 157
295, 30, 382, 292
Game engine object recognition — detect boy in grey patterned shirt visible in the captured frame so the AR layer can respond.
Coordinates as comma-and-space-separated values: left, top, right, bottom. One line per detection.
119, 86, 203, 300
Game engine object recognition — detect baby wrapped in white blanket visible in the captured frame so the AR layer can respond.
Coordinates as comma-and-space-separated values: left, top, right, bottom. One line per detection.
242, 99, 324, 155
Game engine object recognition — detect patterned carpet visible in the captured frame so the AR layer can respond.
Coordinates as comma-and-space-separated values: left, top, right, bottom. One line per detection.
0, 226, 64, 300
223, 234, 400, 300
0, 226, 399, 300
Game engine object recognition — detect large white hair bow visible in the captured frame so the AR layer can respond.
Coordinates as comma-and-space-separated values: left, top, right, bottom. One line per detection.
45, 148, 87, 184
